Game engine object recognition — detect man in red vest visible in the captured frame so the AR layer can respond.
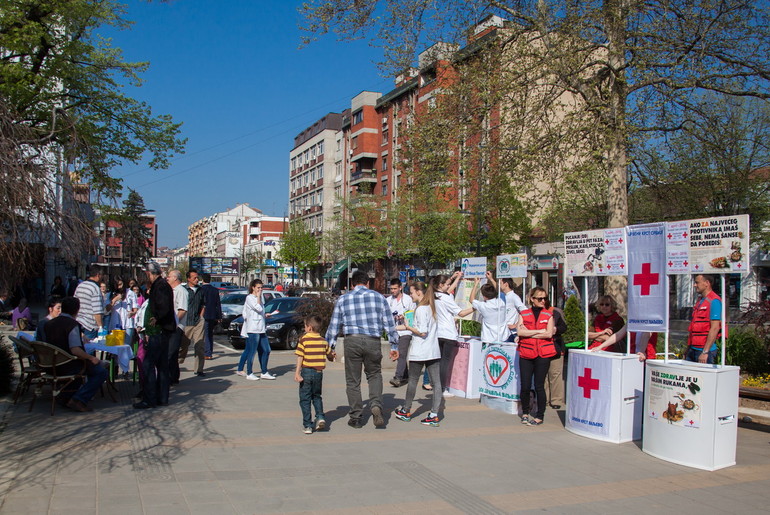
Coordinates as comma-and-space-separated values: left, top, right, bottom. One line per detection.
686, 274, 722, 364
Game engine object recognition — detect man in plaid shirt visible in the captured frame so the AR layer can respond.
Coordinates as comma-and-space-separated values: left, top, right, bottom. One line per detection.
326, 271, 399, 428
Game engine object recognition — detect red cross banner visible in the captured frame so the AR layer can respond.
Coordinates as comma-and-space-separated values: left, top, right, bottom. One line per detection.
567, 351, 612, 437
627, 223, 668, 333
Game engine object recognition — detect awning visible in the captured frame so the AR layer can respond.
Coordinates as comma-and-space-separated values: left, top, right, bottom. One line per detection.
323, 258, 349, 279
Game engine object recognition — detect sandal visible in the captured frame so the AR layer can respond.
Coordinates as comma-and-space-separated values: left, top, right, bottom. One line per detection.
422, 384, 433, 391
527, 418, 543, 426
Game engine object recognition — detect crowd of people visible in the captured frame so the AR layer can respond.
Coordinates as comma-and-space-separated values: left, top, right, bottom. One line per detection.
12, 263, 724, 430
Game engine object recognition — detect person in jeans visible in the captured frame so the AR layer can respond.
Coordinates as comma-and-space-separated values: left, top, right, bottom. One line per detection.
394, 282, 442, 426
387, 278, 416, 387
325, 271, 399, 428
236, 279, 267, 380
516, 287, 556, 426
294, 315, 334, 434
43, 296, 108, 412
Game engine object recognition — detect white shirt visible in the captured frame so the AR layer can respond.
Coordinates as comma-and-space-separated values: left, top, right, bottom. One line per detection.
241, 293, 265, 335
435, 291, 461, 340
173, 284, 189, 329
124, 289, 138, 330
472, 297, 508, 343
408, 305, 440, 361
504, 290, 526, 329
387, 294, 416, 337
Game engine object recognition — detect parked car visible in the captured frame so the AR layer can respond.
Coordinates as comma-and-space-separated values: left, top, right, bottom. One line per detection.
217, 290, 284, 333
228, 296, 304, 350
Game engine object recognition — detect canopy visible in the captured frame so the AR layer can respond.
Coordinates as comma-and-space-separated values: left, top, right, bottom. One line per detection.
323, 258, 349, 279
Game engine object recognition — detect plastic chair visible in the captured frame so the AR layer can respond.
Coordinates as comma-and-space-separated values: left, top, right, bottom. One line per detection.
9, 335, 42, 404
28, 340, 88, 415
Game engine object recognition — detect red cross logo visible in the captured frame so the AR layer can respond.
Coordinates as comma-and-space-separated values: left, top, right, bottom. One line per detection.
737, 263, 742, 268
620, 263, 625, 269
605, 239, 609, 244
618, 238, 623, 244
682, 232, 688, 238
633, 263, 659, 296
668, 261, 673, 267
607, 264, 612, 269
577, 368, 600, 399
683, 260, 689, 267
667, 233, 672, 239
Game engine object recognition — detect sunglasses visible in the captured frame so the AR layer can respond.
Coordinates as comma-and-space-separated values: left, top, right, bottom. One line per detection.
598, 303, 611, 306
533, 296, 547, 301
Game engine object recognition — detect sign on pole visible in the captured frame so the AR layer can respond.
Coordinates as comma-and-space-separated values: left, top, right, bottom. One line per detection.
627, 223, 668, 333
665, 215, 750, 274
564, 228, 627, 276
461, 257, 488, 278
496, 254, 527, 278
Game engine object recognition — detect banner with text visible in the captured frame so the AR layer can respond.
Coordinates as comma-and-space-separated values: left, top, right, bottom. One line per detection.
648, 368, 703, 429
564, 228, 627, 277
496, 254, 527, 278
461, 256, 488, 278
478, 343, 520, 401
567, 351, 612, 437
627, 223, 668, 333
665, 214, 750, 274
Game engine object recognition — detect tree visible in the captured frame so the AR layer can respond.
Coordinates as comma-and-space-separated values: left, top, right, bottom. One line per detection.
113, 189, 153, 276
301, 0, 770, 306
278, 221, 320, 283
239, 247, 264, 285
0, 0, 186, 198
562, 294, 586, 345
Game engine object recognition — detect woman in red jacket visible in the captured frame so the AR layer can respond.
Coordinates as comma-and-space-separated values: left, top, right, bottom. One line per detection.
516, 287, 556, 426
588, 295, 626, 352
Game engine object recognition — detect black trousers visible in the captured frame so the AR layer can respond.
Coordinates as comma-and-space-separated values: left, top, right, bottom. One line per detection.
519, 356, 550, 420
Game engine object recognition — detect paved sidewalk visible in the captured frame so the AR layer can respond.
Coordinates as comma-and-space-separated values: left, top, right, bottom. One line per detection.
1, 343, 769, 514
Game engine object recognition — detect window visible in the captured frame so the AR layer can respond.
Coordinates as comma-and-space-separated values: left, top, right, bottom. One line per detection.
353, 110, 363, 125
304, 174, 309, 186
291, 157, 296, 170
382, 183, 388, 197
382, 127, 389, 146
311, 169, 315, 182
267, 251, 272, 259
318, 164, 324, 178
352, 136, 358, 149
318, 190, 323, 204
318, 141, 324, 155
382, 157, 388, 171
310, 145, 316, 159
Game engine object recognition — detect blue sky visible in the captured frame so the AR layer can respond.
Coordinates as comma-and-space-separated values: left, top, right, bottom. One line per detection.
107, 0, 394, 248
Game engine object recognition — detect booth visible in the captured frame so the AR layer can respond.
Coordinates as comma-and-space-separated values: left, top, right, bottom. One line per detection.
564, 227, 645, 443
642, 360, 739, 470
444, 337, 484, 399
566, 349, 644, 443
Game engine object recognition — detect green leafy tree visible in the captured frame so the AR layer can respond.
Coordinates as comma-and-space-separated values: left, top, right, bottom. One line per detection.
0, 0, 186, 197
278, 221, 320, 283
239, 247, 264, 285
113, 189, 153, 276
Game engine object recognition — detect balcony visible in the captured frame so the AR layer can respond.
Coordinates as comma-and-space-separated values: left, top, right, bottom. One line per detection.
350, 169, 378, 186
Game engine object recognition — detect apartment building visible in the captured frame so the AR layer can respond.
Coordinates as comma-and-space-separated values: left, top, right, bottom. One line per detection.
95, 211, 158, 266
241, 215, 287, 285
187, 203, 261, 257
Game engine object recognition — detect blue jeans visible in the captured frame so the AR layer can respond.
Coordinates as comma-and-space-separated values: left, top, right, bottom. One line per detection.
203, 319, 216, 357
71, 361, 108, 404
238, 333, 259, 375
83, 328, 98, 341
299, 368, 324, 428
685, 347, 718, 364
255, 333, 270, 373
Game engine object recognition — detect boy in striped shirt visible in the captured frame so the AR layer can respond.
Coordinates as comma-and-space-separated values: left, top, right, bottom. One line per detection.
295, 315, 335, 434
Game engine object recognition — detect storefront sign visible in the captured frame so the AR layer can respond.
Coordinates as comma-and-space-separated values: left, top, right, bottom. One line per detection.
665, 214, 750, 274
564, 228, 627, 277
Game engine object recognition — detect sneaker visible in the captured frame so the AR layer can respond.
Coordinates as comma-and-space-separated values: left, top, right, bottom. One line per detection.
235, 370, 246, 377
260, 372, 276, 380
420, 414, 440, 427
315, 418, 326, 431
527, 418, 544, 426
246, 373, 260, 381
303, 427, 313, 434
442, 390, 455, 398
394, 408, 411, 422
521, 414, 530, 425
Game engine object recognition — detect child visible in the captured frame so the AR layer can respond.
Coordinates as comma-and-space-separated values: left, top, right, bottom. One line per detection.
294, 315, 334, 434
394, 281, 442, 426
458, 273, 508, 343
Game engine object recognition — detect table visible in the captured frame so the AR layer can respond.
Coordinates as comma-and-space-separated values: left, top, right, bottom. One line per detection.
85, 342, 134, 373
642, 360, 739, 471
445, 337, 484, 399
566, 349, 645, 443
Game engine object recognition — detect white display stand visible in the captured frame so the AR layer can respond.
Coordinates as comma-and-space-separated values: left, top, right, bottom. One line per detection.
566, 349, 645, 443
445, 337, 484, 399
642, 360, 739, 471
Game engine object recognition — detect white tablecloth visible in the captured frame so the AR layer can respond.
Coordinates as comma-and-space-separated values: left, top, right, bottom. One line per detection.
85, 342, 134, 373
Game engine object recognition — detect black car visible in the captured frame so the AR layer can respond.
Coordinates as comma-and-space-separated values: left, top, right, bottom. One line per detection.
228, 297, 305, 350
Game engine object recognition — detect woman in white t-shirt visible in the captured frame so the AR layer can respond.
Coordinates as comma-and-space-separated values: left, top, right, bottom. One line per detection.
430, 272, 463, 397
238, 279, 272, 380
394, 282, 442, 426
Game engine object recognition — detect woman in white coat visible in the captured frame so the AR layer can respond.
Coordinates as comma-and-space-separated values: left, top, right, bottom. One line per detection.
394, 281, 442, 426
236, 279, 272, 380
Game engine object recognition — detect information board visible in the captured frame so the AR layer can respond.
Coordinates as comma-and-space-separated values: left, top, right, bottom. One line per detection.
564, 228, 627, 277
460, 256, 488, 278
189, 256, 240, 276
665, 215, 750, 274
496, 254, 527, 278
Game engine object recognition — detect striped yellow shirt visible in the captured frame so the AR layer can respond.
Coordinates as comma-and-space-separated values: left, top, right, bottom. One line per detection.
295, 332, 331, 370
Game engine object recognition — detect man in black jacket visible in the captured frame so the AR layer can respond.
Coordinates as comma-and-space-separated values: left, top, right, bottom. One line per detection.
134, 261, 176, 409
200, 273, 222, 359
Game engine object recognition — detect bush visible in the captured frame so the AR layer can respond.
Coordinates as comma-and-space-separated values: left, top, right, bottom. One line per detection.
459, 319, 481, 337
294, 297, 336, 336
562, 295, 586, 344
726, 327, 770, 375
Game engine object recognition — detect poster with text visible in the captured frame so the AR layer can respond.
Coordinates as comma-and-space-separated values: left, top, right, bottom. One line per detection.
627, 223, 668, 333
445, 340, 471, 394
648, 368, 703, 429
478, 343, 520, 401
496, 254, 527, 278
461, 256, 488, 278
665, 215, 750, 274
564, 228, 627, 277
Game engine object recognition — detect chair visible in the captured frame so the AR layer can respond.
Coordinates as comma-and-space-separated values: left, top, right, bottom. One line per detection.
28, 340, 87, 416
8, 335, 42, 404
